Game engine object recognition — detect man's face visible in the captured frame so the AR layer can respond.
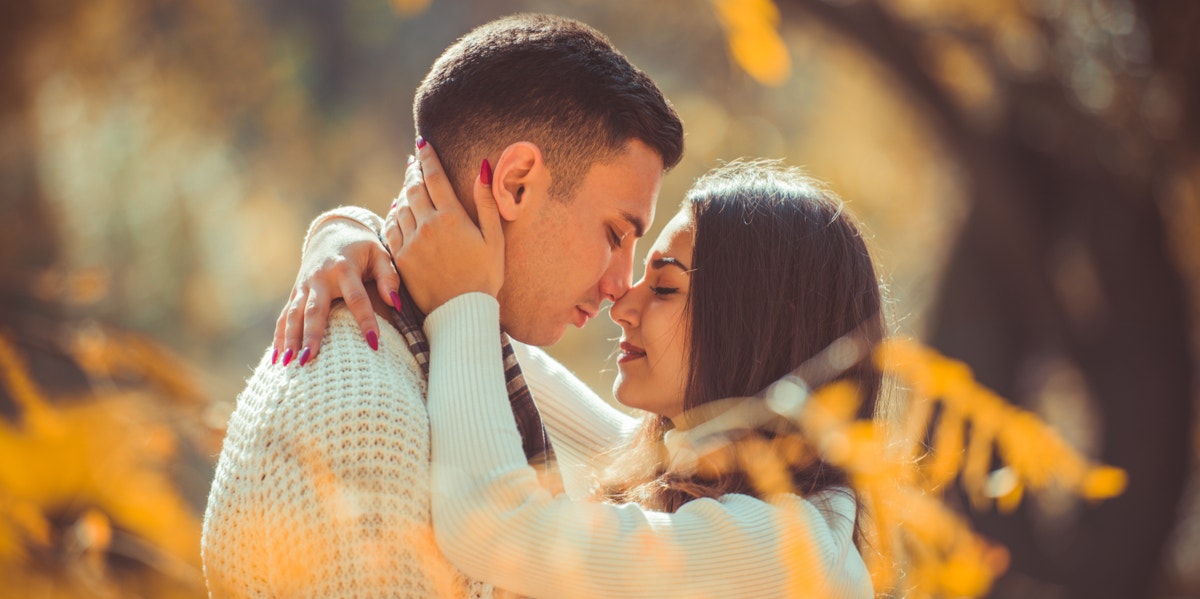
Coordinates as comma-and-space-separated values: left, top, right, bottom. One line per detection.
498, 140, 663, 346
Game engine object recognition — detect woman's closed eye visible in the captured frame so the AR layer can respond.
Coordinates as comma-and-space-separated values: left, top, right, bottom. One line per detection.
649, 285, 678, 297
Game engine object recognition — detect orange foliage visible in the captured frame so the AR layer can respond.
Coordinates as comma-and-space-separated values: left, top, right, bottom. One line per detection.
661, 335, 1123, 597
712, 0, 792, 86
802, 338, 1123, 597
0, 331, 209, 598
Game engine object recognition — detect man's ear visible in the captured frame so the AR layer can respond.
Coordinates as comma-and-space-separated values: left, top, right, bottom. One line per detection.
491, 142, 551, 222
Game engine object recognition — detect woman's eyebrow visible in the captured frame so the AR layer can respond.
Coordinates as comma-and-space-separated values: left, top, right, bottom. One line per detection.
651, 256, 691, 272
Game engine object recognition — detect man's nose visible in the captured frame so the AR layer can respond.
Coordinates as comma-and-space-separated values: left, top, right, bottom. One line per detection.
598, 253, 634, 303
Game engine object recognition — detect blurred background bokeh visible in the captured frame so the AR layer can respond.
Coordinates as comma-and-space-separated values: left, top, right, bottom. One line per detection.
1, 0, 1196, 597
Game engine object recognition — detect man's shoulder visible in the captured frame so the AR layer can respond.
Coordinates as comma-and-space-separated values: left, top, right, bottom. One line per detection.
203, 307, 459, 599
224, 306, 427, 437
323, 304, 422, 375
286, 305, 424, 394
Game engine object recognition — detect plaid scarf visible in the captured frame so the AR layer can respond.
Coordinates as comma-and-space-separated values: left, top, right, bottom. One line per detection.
384, 284, 560, 491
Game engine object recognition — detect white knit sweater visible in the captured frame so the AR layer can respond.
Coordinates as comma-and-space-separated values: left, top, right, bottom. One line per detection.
426, 293, 874, 599
201, 308, 491, 598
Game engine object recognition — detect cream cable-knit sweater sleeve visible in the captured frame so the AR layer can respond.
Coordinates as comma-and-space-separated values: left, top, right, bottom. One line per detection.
202, 307, 489, 598
426, 294, 874, 599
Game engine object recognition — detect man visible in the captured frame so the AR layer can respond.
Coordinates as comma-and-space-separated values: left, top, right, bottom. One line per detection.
201, 13, 683, 598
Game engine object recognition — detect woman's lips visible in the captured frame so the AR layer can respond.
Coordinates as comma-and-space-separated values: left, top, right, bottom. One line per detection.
618, 341, 646, 364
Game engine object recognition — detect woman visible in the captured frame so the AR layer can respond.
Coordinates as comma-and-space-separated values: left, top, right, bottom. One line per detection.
285, 149, 884, 598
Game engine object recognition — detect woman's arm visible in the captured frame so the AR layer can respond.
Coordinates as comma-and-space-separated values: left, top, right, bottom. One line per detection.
511, 342, 638, 474
272, 144, 496, 361
426, 294, 873, 599
275, 206, 399, 363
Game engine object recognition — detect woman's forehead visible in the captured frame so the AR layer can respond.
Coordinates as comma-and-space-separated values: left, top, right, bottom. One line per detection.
648, 208, 694, 258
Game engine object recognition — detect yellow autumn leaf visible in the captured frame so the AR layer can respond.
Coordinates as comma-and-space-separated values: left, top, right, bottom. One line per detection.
727, 29, 791, 86
939, 552, 994, 596
1082, 466, 1128, 499
925, 407, 964, 488
390, 0, 430, 17
738, 437, 795, 495
0, 332, 206, 596
926, 354, 974, 398
712, 0, 791, 86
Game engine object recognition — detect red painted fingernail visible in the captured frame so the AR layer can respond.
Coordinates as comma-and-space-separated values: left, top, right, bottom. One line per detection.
271, 347, 279, 365
298, 347, 311, 367
281, 348, 294, 366
480, 158, 492, 185
390, 291, 402, 312
366, 330, 379, 351
416, 136, 426, 149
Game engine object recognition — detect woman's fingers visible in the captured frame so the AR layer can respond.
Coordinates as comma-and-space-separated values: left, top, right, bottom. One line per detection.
474, 158, 502, 249
282, 287, 309, 366
403, 154, 418, 185
396, 205, 417, 241
271, 289, 296, 364
386, 140, 505, 313
470, 158, 505, 299
383, 201, 410, 314
405, 155, 435, 219
337, 274, 379, 351
384, 194, 405, 255
414, 138, 465, 217
384, 210, 404, 262
297, 285, 333, 365
370, 243, 403, 314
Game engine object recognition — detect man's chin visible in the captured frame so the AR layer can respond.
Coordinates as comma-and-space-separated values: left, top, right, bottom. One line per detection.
504, 321, 569, 348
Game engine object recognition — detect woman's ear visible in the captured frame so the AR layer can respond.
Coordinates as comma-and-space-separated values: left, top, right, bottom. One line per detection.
491, 141, 551, 221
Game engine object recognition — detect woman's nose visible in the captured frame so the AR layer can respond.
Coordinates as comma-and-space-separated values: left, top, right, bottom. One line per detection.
609, 282, 642, 328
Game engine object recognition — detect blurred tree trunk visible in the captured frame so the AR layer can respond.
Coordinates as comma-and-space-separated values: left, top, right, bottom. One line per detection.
778, 1, 1197, 597
1, 1, 59, 314
0, 1, 96, 409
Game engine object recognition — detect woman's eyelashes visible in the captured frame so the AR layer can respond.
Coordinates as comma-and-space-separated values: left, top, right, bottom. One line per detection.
649, 285, 678, 297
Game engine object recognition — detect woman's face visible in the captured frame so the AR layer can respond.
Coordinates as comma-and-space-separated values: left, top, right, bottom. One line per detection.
610, 208, 693, 420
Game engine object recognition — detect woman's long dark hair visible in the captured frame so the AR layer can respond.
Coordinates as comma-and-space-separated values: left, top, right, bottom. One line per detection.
600, 160, 885, 545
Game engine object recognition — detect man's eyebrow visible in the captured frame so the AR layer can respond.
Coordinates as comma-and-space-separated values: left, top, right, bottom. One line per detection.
620, 210, 646, 238
651, 256, 691, 272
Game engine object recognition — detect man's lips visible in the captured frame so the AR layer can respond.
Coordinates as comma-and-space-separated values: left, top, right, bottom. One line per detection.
573, 306, 598, 328
618, 341, 646, 363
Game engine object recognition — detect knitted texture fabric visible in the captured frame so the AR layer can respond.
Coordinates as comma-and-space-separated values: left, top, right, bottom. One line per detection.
202, 307, 491, 598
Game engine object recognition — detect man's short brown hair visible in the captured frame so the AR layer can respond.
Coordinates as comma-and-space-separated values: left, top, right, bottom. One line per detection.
414, 14, 684, 200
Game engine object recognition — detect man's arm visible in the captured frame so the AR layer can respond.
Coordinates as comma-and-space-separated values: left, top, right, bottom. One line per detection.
203, 308, 473, 598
